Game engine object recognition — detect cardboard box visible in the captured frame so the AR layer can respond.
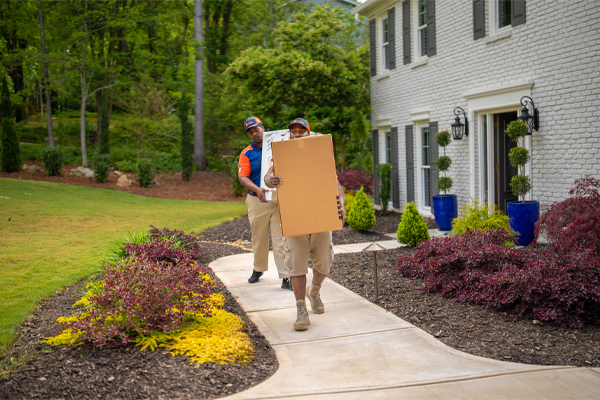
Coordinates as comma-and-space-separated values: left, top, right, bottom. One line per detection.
271, 134, 343, 237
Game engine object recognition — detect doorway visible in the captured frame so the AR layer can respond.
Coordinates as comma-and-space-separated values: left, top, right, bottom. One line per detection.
494, 111, 519, 213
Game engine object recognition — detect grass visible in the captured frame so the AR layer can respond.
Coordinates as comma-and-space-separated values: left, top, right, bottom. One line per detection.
0, 178, 247, 354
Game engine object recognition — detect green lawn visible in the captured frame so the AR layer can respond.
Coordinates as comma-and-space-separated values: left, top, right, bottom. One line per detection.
0, 178, 247, 354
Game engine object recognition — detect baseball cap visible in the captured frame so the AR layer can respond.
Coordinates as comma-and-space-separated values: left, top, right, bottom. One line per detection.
244, 117, 263, 132
288, 118, 310, 133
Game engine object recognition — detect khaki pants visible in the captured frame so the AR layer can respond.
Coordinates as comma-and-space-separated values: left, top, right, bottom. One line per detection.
285, 231, 334, 277
246, 194, 288, 279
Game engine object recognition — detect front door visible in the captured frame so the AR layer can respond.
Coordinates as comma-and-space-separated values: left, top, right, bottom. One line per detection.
495, 112, 519, 213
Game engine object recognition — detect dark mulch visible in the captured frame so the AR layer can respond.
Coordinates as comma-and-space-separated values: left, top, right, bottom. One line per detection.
199, 210, 437, 246
0, 243, 277, 400
329, 246, 600, 368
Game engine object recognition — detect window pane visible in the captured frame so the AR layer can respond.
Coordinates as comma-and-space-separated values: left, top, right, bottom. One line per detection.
420, 28, 428, 57
419, 0, 427, 27
422, 128, 430, 166
423, 169, 431, 207
386, 132, 391, 163
383, 18, 388, 43
498, 0, 511, 28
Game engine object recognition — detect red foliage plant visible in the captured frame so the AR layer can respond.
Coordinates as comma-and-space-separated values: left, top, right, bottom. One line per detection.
397, 228, 600, 329
124, 240, 203, 267
534, 176, 600, 254
337, 169, 373, 195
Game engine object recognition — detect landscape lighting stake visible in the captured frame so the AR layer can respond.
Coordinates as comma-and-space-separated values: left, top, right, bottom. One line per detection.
362, 242, 386, 302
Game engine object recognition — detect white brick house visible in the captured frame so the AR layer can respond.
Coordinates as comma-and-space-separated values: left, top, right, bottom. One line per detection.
353, 0, 600, 217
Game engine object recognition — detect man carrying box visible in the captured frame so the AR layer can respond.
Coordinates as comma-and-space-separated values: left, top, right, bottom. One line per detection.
238, 117, 291, 290
264, 118, 346, 331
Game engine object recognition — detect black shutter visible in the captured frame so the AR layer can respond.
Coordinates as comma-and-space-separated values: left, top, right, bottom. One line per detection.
402, 0, 411, 65
388, 8, 396, 70
473, 0, 486, 39
369, 19, 377, 77
512, 0, 526, 26
429, 121, 439, 206
405, 125, 414, 203
426, 0, 436, 56
391, 127, 399, 208
372, 129, 379, 204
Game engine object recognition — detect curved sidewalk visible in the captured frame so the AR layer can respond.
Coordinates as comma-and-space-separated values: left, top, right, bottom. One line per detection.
209, 241, 600, 399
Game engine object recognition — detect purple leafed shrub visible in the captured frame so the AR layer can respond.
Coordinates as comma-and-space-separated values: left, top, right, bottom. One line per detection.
397, 228, 600, 329
148, 225, 203, 253
68, 258, 223, 348
337, 169, 373, 195
124, 240, 203, 267
534, 176, 600, 254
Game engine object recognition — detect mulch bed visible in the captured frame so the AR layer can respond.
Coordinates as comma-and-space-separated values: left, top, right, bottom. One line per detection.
0, 243, 277, 400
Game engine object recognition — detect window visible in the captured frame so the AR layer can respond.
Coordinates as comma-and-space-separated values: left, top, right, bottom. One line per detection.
382, 18, 390, 70
417, 0, 427, 57
497, 0, 511, 29
421, 126, 431, 208
385, 131, 392, 162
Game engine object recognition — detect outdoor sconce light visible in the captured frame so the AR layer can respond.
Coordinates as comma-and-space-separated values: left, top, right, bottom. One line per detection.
451, 107, 469, 140
518, 96, 539, 135
362, 242, 386, 301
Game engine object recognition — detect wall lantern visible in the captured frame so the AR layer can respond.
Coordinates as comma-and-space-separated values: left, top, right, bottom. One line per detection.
451, 107, 469, 140
518, 96, 539, 135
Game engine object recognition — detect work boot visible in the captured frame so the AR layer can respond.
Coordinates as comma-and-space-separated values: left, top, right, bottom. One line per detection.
294, 299, 310, 331
281, 278, 293, 290
306, 283, 324, 314
248, 270, 263, 283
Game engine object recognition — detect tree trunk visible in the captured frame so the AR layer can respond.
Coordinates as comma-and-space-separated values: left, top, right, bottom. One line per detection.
80, 0, 89, 167
194, 0, 205, 171
36, 0, 54, 147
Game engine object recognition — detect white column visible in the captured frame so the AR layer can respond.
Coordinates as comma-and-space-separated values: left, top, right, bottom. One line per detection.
469, 110, 476, 201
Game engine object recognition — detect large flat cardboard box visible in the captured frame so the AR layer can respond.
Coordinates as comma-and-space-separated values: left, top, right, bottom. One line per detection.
271, 134, 343, 237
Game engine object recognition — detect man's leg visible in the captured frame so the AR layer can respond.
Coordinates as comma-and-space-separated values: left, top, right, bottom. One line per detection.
246, 195, 271, 282
286, 234, 311, 330
269, 203, 291, 289
306, 231, 334, 314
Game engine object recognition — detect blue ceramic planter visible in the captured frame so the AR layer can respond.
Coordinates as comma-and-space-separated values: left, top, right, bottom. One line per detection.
432, 194, 458, 231
507, 200, 540, 246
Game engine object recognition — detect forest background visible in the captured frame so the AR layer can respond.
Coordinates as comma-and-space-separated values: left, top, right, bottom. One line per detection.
0, 0, 372, 182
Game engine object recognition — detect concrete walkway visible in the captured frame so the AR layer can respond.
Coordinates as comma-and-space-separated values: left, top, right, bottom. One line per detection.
209, 239, 600, 399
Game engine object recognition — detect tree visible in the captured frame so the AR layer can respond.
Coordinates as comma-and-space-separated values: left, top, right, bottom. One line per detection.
1, 76, 21, 173
179, 92, 193, 182
194, 0, 205, 171
225, 5, 369, 168
35, 0, 54, 147
99, 88, 109, 155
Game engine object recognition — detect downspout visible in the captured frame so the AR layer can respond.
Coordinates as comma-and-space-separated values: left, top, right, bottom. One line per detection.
355, 13, 369, 26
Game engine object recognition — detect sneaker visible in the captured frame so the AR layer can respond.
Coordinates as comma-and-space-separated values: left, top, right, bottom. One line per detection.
306, 283, 324, 314
294, 300, 310, 331
248, 270, 263, 283
281, 278, 293, 290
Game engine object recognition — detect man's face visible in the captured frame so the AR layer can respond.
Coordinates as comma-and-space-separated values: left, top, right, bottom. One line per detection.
247, 125, 264, 145
289, 124, 309, 139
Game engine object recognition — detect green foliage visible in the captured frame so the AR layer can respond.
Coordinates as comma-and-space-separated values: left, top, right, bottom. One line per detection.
434, 130, 451, 148
230, 158, 246, 197
376, 163, 391, 213
1, 118, 22, 173
344, 190, 355, 215
436, 177, 453, 193
510, 175, 532, 199
115, 159, 137, 173
347, 187, 376, 231
93, 153, 111, 183
397, 202, 430, 247
179, 93, 193, 182
136, 159, 155, 188
1, 77, 10, 121
54, 121, 95, 148
451, 198, 513, 236
435, 155, 451, 172
42, 146, 64, 176
505, 119, 528, 142
99, 90, 110, 155
509, 146, 529, 168
15, 124, 47, 144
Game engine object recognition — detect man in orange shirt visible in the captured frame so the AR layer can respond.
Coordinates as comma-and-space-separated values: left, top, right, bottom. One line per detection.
238, 117, 291, 289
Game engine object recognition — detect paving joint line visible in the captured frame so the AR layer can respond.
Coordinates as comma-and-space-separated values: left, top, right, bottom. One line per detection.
268, 326, 418, 347
244, 297, 365, 314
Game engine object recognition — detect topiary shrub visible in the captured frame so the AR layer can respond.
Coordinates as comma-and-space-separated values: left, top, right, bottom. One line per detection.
1, 118, 22, 173
179, 92, 193, 182
376, 163, 391, 213
93, 153, 111, 183
397, 202, 430, 246
42, 145, 65, 176
136, 158, 155, 188
434, 130, 453, 194
451, 197, 513, 236
397, 228, 600, 329
347, 186, 376, 231
534, 176, 600, 254
505, 119, 530, 201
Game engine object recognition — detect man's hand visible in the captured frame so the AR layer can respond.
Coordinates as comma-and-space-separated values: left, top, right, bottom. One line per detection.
268, 175, 283, 188
256, 187, 268, 203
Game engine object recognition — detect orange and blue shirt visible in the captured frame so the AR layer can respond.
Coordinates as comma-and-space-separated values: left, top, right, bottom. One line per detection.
238, 142, 262, 196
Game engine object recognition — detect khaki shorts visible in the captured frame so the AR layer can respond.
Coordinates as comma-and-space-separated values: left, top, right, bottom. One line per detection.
285, 231, 334, 277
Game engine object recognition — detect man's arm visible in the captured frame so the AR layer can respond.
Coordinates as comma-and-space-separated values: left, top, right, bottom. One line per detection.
264, 165, 282, 188
239, 176, 267, 202
337, 180, 346, 225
